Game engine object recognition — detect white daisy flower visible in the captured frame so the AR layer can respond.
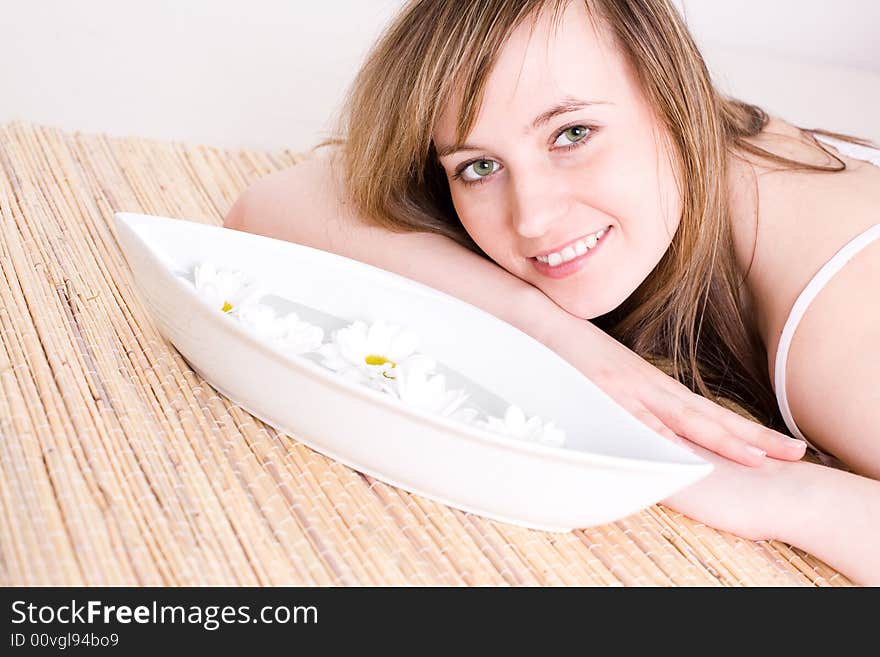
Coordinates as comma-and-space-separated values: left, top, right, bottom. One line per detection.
236, 299, 324, 355
276, 312, 324, 355
379, 354, 470, 417
237, 298, 285, 340
476, 404, 566, 447
449, 406, 481, 424
316, 319, 420, 387
193, 262, 261, 315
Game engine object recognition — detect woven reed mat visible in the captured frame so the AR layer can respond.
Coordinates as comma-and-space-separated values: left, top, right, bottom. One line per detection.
0, 121, 852, 586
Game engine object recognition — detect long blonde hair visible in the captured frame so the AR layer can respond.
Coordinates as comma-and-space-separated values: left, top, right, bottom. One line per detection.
328, 0, 877, 431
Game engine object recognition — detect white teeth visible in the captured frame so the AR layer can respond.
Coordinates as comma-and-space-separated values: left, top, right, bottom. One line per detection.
536, 226, 609, 267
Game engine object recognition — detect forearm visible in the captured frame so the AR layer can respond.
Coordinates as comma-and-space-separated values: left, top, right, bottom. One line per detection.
775, 461, 880, 586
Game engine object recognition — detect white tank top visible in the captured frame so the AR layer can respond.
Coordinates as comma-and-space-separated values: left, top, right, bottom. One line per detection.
773, 133, 880, 463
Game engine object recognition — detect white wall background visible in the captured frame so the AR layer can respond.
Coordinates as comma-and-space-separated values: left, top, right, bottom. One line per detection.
1, 0, 878, 151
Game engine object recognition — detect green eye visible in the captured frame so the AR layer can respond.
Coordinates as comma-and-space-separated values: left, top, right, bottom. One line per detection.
460, 159, 499, 183
471, 160, 496, 177
556, 125, 589, 146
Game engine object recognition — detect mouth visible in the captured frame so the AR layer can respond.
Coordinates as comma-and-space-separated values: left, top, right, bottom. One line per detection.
529, 225, 613, 279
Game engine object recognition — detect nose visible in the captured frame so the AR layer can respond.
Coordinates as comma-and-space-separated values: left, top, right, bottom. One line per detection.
509, 169, 570, 238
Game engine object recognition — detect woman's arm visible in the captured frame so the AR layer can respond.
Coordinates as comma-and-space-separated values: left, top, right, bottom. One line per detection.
782, 462, 880, 585
223, 146, 805, 466
663, 445, 880, 585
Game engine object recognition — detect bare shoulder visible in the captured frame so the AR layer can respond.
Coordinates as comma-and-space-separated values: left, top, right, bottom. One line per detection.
784, 237, 880, 479
223, 149, 341, 243
729, 115, 880, 367
736, 116, 880, 476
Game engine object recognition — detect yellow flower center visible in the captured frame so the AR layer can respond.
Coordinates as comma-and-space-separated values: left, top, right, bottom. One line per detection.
365, 354, 397, 378
364, 354, 396, 368
221, 301, 233, 312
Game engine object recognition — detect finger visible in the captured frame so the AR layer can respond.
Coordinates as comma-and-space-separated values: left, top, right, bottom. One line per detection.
639, 387, 764, 464
647, 384, 807, 463
629, 407, 696, 454
662, 403, 768, 466
689, 396, 807, 461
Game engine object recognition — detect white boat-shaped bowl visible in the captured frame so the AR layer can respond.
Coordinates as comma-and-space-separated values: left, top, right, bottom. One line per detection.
114, 212, 711, 531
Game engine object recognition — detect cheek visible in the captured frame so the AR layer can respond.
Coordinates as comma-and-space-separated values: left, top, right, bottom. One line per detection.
593, 133, 680, 239
451, 188, 509, 253
450, 188, 479, 236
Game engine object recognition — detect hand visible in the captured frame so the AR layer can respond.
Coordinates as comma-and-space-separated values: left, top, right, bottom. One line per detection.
568, 321, 808, 467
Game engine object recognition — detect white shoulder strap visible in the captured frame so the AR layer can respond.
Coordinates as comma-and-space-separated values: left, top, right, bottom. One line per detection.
813, 133, 880, 167
774, 223, 880, 441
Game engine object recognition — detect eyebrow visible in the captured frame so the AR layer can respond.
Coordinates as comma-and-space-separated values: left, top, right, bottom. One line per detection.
435, 97, 611, 158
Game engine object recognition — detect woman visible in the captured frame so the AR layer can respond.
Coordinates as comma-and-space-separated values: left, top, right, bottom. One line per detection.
223, 0, 880, 584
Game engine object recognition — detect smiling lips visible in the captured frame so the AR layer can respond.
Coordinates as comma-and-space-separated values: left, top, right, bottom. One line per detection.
530, 225, 612, 279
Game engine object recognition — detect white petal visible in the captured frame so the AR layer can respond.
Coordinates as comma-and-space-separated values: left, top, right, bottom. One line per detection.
238, 300, 281, 338
277, 315, 324, 354
390, 330, 420, 360
280, 329, 323, 355
523, 416, 543, 436
367, 320, 393, 350
316, 344, 348, 371
479, 416, 508, 434
406, 353, 437, 373
336, 324, 369, 364
229, 284, 263, 310
504, 405, 527, 431
541, 424, 566, 447
193, 262, 217, 290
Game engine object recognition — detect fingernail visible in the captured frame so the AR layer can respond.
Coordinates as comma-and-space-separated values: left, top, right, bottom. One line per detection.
786, 437, 807, 448
746, 445, 766, 459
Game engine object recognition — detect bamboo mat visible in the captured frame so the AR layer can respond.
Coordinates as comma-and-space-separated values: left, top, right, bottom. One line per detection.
0, 121, 852, 587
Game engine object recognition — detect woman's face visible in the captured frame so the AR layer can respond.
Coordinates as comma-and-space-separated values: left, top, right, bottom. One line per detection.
434, 2, 682, 319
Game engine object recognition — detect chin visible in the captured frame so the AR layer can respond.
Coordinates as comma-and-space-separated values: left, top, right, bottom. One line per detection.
547, 288, 624, 322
